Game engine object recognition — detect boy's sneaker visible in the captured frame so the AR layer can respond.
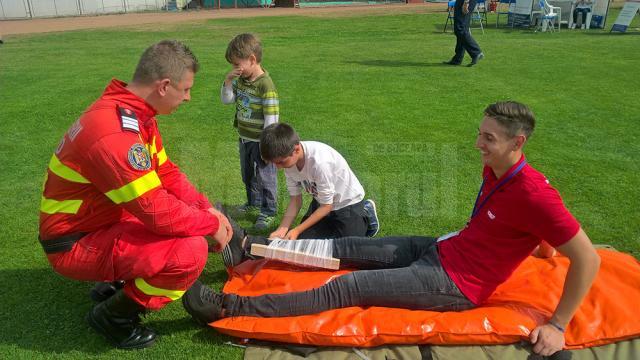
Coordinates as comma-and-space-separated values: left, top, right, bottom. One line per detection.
233, 203, 259, 217
254, 213, 275, 231
363, 199, 380, 237
182, 280, 225, 326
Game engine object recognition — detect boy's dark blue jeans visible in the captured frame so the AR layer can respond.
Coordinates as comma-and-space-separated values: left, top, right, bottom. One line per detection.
224, 236, 475, 317
239, 139, 277, 216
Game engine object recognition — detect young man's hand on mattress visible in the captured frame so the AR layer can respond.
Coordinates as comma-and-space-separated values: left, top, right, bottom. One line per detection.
530, 322, 565, 356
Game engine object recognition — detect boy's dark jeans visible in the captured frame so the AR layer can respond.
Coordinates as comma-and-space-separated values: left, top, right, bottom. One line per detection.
239, 139, 277, 216
225, 236, 475, 318
298, 199, 368, 239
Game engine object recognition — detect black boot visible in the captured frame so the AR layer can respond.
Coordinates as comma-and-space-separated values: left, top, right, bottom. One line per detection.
86, 290, 157, 349
90, 280, 125, 302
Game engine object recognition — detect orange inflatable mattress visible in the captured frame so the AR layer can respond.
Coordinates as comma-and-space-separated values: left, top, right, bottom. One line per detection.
212, 249, 640, 349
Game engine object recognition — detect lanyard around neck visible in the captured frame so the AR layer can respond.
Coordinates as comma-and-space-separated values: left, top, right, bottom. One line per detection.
470, 160, 527, 219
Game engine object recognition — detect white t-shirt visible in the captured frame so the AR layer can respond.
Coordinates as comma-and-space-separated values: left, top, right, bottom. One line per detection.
284, 141, 364, 211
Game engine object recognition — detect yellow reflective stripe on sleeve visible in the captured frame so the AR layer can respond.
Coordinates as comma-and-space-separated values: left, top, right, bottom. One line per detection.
157, 148, 168, 166
148, 137, 157, 157
134, 278, 185, 300
49, 155, 90, 184
40, 197, 83, 214
149, 137, 168, 166
104, 171, 161, 204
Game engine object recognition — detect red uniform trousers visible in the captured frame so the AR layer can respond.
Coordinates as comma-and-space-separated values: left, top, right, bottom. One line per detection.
46, 218, 208, 310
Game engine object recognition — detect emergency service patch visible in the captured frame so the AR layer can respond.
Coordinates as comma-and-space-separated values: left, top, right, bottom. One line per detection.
119, 107, 139, 133
127, 143, 152, 171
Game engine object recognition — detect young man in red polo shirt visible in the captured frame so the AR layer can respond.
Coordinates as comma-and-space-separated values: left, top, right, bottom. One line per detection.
185, 101, 600, 356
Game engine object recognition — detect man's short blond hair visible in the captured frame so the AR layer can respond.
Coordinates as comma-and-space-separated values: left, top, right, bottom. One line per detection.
132, 40, 199, 84
225, 33, 262, 63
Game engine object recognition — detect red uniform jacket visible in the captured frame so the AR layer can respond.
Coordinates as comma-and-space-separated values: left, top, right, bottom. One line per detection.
39, 79, 219, 240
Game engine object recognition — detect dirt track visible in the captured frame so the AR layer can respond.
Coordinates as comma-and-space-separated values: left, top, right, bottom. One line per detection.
0, 3, 443, 36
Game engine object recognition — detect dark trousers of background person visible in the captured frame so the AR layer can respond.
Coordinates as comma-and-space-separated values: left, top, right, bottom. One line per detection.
452, 0, 482, 63
239, 139, 277, 216
227, 236, 475, 317
573, 8, 591, 26
298, 199, 368, 239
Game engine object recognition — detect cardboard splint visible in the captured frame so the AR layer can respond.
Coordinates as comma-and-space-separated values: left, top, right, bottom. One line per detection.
212, 249, 640, 349
250, 243, 340, 270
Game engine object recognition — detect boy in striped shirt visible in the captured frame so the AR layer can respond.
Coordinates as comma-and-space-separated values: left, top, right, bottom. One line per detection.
221, 33, 279, 230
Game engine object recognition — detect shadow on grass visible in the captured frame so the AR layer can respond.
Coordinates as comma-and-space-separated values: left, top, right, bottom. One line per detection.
217, 202, 273, 237
0, 267, 233, 355
0, 268, 106, 354
345, 60, 451, 67
146, 315, 232, 346
191, 325, 234, 346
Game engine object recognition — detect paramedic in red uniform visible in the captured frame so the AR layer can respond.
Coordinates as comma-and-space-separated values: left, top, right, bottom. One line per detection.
184, 101, 601, 357
38, 40, 232, 349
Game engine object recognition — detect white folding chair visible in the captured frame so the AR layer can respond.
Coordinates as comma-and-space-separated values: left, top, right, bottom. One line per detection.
535, 0, 561, 32
471, 0, 488, 34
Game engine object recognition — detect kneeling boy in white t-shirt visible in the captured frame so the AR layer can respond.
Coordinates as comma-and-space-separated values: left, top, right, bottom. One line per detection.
259, 123, 379, 240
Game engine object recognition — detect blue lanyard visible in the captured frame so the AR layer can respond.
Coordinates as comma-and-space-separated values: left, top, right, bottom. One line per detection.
470, 160, 527, 219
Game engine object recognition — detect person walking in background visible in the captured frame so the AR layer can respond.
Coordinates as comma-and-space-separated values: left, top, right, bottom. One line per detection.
444, 0, 484, 66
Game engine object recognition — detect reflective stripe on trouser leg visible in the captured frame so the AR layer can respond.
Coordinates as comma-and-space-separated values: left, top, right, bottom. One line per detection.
133, 278, 186, 301
46, 219, 208, 311
119, 232, 208, 311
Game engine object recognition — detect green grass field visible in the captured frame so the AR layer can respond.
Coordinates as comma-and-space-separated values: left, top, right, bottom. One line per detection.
0, 8, 639, 359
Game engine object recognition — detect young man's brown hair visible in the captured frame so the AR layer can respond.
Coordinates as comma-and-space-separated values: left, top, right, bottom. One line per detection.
484, 101, 535, 138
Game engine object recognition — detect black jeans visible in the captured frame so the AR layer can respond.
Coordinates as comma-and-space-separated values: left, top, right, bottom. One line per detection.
298, 199, 368, 239
224, 236, 475, 318
452, 1, 482, 63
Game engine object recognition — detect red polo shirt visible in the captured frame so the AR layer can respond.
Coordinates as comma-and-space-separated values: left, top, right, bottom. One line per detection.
438, 155, 580, 305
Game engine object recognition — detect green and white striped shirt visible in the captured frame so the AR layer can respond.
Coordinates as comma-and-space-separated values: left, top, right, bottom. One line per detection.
221, 70, 279, 141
